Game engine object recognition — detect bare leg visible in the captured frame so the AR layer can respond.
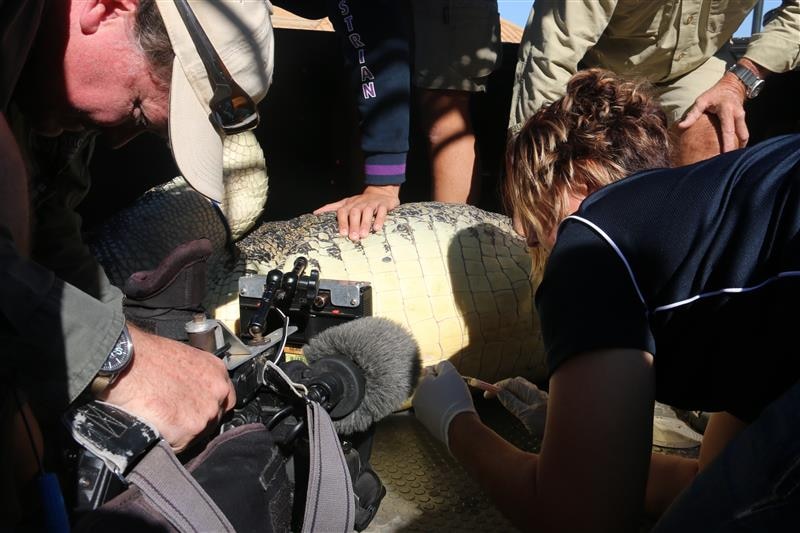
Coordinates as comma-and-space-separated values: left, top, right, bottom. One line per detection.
698, 412, 747, 471
418, 89, 480, 204
672, 113, 724, 167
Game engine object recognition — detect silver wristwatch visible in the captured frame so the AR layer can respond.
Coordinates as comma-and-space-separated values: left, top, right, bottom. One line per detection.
727, 63, 765, 99
90, 325, 134, 396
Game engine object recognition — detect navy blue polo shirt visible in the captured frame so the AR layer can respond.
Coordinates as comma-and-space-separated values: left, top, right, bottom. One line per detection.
536, 135, 800, 421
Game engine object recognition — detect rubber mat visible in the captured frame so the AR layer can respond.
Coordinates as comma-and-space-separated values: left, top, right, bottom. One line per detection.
366, 396, 699, 532
366, 396, 539, 532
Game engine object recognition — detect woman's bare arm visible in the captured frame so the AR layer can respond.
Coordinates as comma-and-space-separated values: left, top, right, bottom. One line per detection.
449, 348, 656, 533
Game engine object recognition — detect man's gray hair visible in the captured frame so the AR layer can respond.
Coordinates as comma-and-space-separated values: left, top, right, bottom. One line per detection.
134, 0, 174, 85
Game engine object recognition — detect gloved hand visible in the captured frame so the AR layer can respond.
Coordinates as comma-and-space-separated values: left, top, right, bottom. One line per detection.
488, 377, 549, 437
412, 361, 476, 451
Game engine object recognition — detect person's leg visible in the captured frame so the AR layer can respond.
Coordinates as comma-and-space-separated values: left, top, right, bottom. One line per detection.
411, 0, 501, 204
672, 114, 725, 167
508, 5, 538, 135
653, 381, 800, 532
697, 411, 747, 470
654, 57, 728, 166
418, 88, 480, 203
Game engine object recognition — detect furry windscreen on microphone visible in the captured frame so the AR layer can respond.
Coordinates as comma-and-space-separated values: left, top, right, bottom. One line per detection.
303, 317, 422, 435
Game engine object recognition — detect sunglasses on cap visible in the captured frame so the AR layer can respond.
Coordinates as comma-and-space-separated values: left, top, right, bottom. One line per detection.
173, 0, 260, 135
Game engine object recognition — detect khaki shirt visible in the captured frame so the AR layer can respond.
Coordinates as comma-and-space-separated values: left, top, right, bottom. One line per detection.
2, 112, 125, 408
510, 0, 800, 128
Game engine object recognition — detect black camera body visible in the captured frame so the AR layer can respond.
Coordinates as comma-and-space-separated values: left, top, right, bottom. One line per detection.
66, 255, 383, 530
223, 257, 383, 530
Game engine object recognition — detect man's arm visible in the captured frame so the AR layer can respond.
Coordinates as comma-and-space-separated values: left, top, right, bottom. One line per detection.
1, 250, 236, 452
0, 121, 122, 406
677, 1, 800, 152
101, 324, 236, 452
314, 0, 410, 241
4, 116, 236, 450
509, 0, 618, 131
744, 0, 800, 76
0, 246, 123, 404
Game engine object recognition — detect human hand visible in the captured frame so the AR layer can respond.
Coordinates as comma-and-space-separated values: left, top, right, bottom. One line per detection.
313, 184, 400, 241
485, 377, 548, 437
677, 72, 749, 153
100, 325, 236, 452
411, 361, 476, 451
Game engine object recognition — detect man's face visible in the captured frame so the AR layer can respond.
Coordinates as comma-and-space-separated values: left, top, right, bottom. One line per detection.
62, 38, 170, 147
21, 1, 170, 147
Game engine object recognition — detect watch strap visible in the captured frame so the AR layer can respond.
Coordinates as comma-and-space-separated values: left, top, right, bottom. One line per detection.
90, 374, 114, 397
728, 63, 763, 98
62, 401, 234, 531
90, 325, 133, 397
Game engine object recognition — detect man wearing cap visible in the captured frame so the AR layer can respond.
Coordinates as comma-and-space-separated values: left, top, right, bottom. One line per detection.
0, 0, 273, 516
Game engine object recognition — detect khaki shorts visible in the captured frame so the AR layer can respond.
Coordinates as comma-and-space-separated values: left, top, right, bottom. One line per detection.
411, 0, 502, 92
652, 56, 727, 125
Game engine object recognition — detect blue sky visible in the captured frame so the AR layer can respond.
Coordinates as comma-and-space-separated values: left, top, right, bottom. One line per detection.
498, 1, 783, 38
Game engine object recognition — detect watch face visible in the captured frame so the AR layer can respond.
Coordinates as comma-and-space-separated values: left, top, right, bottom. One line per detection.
750, 80, 765, 99
101, 328, 132, 373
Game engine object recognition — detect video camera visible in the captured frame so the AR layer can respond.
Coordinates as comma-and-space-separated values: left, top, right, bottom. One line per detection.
65, 256, 385, 531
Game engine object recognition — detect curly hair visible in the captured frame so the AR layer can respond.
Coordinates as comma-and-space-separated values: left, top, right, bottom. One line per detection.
504, 69, 671, 253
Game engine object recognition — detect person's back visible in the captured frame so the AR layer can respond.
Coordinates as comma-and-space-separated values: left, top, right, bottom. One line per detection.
538, 134, 800, 421
415, 70, 800, 531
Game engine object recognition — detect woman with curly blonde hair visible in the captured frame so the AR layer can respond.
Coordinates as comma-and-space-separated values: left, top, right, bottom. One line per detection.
413, 68, 800, 531
505, 68, 671, 250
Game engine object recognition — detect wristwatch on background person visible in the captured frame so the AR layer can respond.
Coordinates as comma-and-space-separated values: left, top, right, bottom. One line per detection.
727, 63, 766, 99
90, 325, 134, 396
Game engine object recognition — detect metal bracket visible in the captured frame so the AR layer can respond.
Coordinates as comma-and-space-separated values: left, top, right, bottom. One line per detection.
318, 280, 369, 308
219, 319, 297, 371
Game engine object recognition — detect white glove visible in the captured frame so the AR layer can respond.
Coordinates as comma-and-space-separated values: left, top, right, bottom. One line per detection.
412, 361, 476, 451
491, 377, 549, 437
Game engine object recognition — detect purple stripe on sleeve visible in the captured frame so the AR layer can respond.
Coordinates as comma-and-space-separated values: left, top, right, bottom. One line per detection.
364, 164, 407, 176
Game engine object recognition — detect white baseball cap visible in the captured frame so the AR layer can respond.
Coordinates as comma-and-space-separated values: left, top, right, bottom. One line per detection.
156, 0, 274, 203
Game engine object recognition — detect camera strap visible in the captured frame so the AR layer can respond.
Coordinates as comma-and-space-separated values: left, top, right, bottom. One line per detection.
65, 401, 235, 532
127, 440, 236, 532
264, 360, 355, 532
302, 401, 356, 533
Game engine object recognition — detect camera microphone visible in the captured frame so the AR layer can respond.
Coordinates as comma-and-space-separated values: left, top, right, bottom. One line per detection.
302, 317, 422, 435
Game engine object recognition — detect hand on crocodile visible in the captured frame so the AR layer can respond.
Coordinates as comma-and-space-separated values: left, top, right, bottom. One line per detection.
99, 325, 236, 452
313, 184, 401, 241
412, 361, 477, 451
485, 377, 548, 437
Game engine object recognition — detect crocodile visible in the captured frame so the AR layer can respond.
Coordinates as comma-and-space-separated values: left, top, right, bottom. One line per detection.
230, 202, 546, 383
88, 134, 548, 384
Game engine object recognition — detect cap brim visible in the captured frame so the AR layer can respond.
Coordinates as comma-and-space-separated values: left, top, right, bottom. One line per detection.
169, 61, 224, 203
